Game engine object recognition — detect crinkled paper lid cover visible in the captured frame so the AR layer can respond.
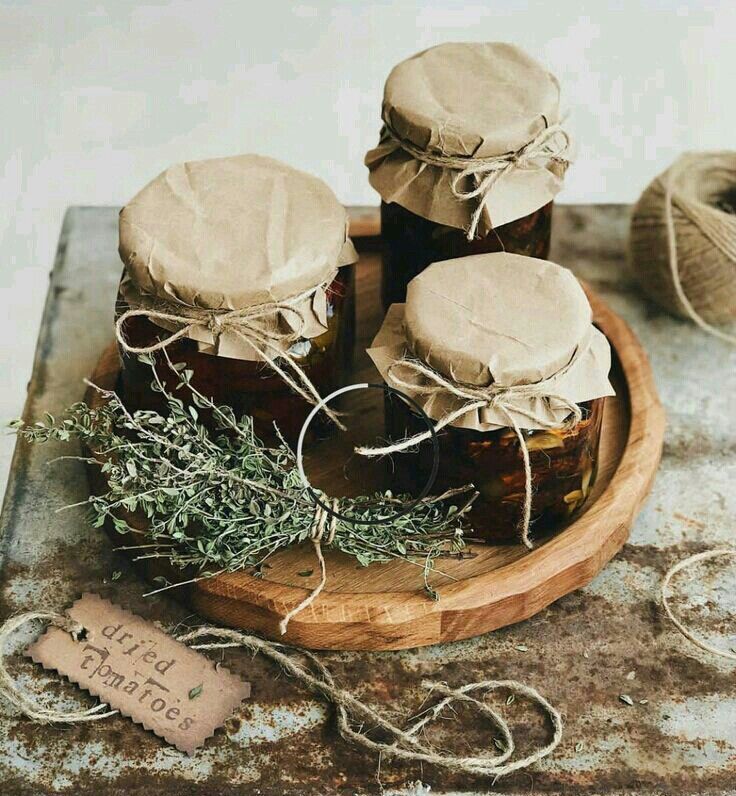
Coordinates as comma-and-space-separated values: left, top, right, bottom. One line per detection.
366, 42, 568, 231
368, 253, 615, 432
119, 154, 357, 310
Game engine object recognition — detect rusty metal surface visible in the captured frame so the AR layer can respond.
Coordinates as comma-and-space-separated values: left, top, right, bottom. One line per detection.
1, 205, 735, 796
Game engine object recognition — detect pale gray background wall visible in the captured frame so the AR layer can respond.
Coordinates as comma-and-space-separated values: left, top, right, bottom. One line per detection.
1, 0, 734, 499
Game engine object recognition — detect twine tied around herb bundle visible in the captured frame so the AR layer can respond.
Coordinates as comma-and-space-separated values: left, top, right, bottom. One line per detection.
116, 272, 345, 428
357, 356, 583, 549
278, 498, 339, 635
385, 121, 572, 241
0, 610, 562, 779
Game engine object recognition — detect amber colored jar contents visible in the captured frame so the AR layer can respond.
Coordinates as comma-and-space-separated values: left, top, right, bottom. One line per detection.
380, 200, 552, 307
385, 394, 604, 543
118, 267, 354, 447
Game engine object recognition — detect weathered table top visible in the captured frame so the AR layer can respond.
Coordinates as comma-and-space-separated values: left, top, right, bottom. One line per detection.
1, 205, 735, 796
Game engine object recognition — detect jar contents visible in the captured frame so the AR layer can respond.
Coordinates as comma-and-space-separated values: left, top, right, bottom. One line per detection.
380, 200, 552, 307
118, 267, 354, 446
385, 394, 604, 543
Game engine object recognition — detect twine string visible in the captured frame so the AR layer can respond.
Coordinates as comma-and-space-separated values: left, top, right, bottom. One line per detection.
278, 497, 339, 635
0, 611, 118, 723
356, 357, 582, 549
661, 548, 736, 660
116, 274, 346, 427
386, 122, 572, 241
0, 610, 562, 778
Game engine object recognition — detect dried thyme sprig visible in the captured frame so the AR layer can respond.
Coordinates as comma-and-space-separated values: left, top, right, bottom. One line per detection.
11, 355, 477, 599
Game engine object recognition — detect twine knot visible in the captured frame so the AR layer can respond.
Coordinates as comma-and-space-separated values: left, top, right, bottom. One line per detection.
206, 312, 226, 338
357, 355, 584, 549
309, 500, 338, 547
116, 274, 344, 428
0, 611, 118, 724
386, 121, 572, 240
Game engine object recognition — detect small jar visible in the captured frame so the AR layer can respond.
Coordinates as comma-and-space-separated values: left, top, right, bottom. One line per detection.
368, 253, 614, 543
366, 42, 571, 308
116, 154, 357, 446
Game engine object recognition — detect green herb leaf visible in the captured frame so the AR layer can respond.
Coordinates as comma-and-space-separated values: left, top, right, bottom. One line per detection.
189, 684, 203, 700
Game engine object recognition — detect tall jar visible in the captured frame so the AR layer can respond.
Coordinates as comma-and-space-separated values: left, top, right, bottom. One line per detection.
365, 42, 572, 308
116, 154, 357, 446
368, 253, 614, 544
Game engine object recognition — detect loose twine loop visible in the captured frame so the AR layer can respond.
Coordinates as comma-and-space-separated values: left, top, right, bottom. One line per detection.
0, 612, 119, 723
357, 356, 583, 549
386, 122, 572, 241
661, 548, 736, 661
0, 611, 562, 779
115, 273, 345, 428
3, 554, 731, 773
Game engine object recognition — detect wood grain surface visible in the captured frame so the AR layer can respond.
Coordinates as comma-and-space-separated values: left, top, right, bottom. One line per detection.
87, 208, 665, 651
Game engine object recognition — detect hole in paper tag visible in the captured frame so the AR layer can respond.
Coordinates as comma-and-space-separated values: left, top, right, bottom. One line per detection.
26, 594, 251, 754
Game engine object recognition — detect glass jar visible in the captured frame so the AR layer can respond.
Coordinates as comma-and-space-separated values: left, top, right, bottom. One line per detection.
385, 394, 604, 543
366, 42, 570, 308
380, 200, 553, 308
366, 252, 614, 545
116, 154, 358, 447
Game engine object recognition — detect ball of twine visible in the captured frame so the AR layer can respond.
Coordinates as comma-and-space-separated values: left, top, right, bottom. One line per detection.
629, 151, 736, 344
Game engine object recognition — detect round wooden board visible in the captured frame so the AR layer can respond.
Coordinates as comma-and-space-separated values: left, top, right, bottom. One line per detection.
87, 227, 664, 651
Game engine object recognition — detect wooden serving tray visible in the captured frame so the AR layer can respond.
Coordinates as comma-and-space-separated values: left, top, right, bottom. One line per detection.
87, 209, 664, 651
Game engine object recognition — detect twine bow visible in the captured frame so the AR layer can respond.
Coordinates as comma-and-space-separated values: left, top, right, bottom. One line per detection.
357, 357, 583, 548
386, 122, 572, 241
116, 275, 344, 427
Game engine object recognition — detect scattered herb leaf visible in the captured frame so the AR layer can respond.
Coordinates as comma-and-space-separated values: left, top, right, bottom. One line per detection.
189, 684, 203, 700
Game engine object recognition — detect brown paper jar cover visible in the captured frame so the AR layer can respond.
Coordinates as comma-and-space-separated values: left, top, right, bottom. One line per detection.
117, 154, 357, 444
369, 253, 613, 542
366, 42, 570, 307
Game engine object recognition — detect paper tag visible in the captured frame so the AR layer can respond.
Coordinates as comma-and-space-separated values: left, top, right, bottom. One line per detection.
27, 594, 251, 754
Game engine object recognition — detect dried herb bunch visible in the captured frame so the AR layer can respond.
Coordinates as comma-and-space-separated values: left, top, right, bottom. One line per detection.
12, 355, 475, 598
